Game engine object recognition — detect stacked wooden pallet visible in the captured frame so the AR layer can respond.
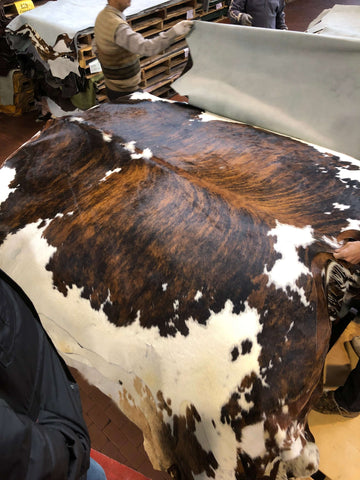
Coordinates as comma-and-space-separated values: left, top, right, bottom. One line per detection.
0, 0, 40, 114
76, 31, 106, 105
0, 69, 35, 115
197, 0, 229, 22
1, 0, 34, 21
0, 0, 47, 23
140, 43, 189, 97
131, 0, 230, 96
127, 0, 197, 34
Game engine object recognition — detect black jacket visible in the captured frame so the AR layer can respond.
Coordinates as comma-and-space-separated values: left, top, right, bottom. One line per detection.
0, 269, 90, 479
228, 0, 287, 29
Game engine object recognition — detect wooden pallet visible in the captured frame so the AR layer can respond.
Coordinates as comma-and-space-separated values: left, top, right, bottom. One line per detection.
198, 1, 229, 20
12, 69, 33, 93
164, 0, 197, 18
0, 69, 35, 115
141, 46, 188, 87
0, 2, 17, 20
200, 8, 228, 22
143, 61, 186, 96
76, 32, 98, 70
94, 78, 107, 103
140, 38, 187, 68
132, 0, 228, 97
0, 88, 35, 115
76, 31, 94, 46
76, 31, 102, 76
128, 11, 165, 38
78, 45, 97, 69
95, 92, 108, 104
128, 0, 197, 33
1, 0, 35, 20
163, 6, 196, 29
144, 68, 184, 98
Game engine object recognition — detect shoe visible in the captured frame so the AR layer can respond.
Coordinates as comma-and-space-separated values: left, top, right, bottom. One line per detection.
351, 336, 360, 357
312, 390, 359, 418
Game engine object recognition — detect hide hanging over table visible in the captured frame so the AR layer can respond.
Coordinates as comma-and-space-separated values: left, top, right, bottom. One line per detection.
173, 20, 360, 160
1, 94, 360, 479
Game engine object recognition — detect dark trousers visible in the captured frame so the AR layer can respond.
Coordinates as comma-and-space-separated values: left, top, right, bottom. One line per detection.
335, 358, 360, 412
328, 286, 360, 412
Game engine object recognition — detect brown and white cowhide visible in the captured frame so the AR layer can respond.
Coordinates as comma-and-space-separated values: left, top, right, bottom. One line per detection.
1, 93, 360, 479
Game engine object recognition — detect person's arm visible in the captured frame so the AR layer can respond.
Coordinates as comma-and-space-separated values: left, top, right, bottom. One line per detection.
228, 0, 251, 25
0, 399, 70, 480
276, 1, 288, 29
0, 271, 90, 480
334, 241, 360, 265
114, 21, 193, 57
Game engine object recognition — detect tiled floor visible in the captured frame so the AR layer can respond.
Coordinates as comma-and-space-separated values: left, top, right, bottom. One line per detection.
1, 1, 360, 478
70, 367, 168, 480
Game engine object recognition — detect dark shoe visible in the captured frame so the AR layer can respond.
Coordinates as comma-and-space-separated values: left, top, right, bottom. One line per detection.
351, 336, 360, 357
312, 390, 359, 418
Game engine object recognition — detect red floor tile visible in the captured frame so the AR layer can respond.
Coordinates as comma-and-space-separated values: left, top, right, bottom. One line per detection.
91, 449, 150, 480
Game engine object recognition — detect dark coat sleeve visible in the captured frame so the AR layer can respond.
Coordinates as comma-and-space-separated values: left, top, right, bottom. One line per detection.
37, 334, 91, 480
228, 0, 247, 23
0, 269, 90, 479
0, 399, 70, 480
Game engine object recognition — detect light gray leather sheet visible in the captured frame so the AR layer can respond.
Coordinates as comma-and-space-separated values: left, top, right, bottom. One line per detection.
307, 5, 360, 39
173, 20, 360, 159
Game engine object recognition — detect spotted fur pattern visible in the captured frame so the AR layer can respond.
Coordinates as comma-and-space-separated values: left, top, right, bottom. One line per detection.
1, 95, 359, 479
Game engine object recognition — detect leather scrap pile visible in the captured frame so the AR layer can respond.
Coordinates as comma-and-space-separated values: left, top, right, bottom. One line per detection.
0, 0, 39, 114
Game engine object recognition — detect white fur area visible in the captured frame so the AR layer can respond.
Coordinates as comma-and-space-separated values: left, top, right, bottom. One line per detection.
2, 220, 320, 478
130, 91, 168, 103
264, 221, 314, 306
313, 144, 360, 182
276, 420, 307, 462
0, 166, 16, 203
341, 218, 360, 232
0, 220, 271, 479
239, 421, 267, 459
99, 168, 122, 183
284, 442, 319, 477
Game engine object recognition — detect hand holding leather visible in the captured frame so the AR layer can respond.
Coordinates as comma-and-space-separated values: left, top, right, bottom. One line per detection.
240, 13, 253, 26
173, 20, 194, 37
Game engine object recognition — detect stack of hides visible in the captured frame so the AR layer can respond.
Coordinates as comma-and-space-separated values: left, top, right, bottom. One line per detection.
0, 1, 35, 113
0, 6, 18, 77
306, 4, 360, 38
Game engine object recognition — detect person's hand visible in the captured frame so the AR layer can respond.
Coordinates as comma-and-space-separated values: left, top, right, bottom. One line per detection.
333, 241, 360, 265
173, 20, 194, 37
240, 13, 253, 26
